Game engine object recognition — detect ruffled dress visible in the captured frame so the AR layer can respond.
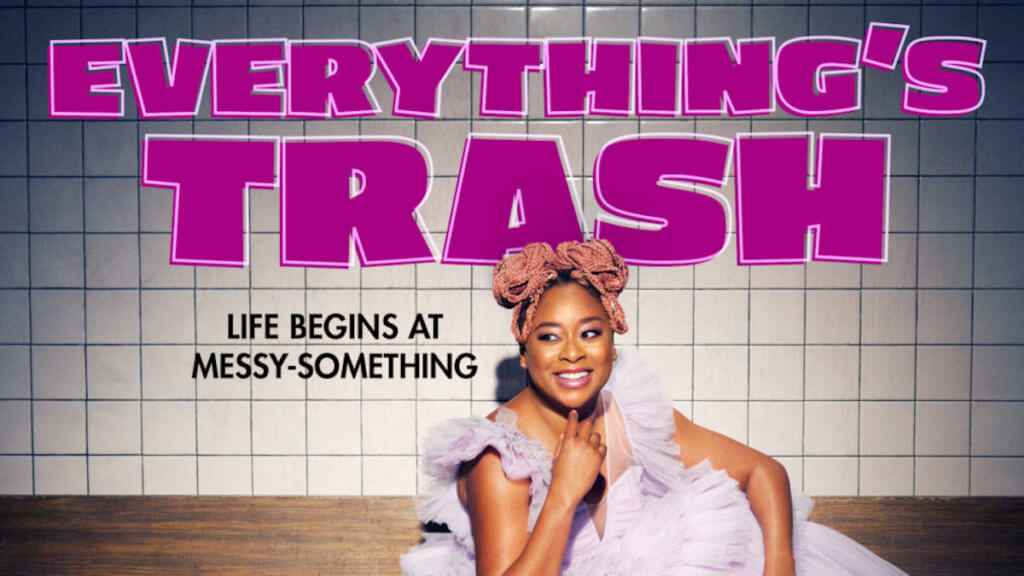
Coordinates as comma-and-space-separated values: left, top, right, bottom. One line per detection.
400, 353, 908, 575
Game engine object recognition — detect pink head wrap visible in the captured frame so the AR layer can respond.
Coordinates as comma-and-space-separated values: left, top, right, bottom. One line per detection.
492, 239, 629, 343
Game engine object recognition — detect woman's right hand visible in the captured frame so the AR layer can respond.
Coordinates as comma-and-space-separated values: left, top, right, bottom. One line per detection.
547, 410, 607, 510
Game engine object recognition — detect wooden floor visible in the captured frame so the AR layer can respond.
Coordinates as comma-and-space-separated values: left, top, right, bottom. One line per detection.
1, 496, 1021, 575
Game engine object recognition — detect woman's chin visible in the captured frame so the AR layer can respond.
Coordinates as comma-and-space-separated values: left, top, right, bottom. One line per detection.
540, 377, 607, 410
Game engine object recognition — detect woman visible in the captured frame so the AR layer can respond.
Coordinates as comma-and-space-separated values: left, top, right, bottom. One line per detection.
401, 239, 907, 576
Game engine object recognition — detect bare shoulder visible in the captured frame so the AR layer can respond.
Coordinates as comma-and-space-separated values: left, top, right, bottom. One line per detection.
670, 408, 777, 489
673, 408, 693, 430
461, 447, 531, 505
455, 401, 531, 507
672, 408, 701, 444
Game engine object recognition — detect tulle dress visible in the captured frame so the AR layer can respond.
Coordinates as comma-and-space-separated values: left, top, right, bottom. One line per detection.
400, 353, 908, 575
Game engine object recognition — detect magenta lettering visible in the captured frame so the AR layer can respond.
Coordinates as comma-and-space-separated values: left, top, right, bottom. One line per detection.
141, 132, 890, 268
735, 133, 889, 265
50, 29, 986, 119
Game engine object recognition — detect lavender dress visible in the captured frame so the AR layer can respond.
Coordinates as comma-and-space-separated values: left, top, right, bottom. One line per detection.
400, 353, 908, 575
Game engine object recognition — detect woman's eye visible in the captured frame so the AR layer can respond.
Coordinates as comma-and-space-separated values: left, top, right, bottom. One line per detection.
537, 333, 559, 342
582, 329, 602, 339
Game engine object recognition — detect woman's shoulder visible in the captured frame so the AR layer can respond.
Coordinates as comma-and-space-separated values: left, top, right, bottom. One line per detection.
415, 401, 553, 537
420, 401, 551, 486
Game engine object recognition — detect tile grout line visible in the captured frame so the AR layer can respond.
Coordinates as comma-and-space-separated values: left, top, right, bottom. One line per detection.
911, 2, 924, 497
691, 0, 697, 425
246, 1, 255, 497
746, 0, 753, 448
135, 1, 145, 497
80, 0, 90, 495
802, 0, 808, 495
413, 0, 419, 496
860, 0, 866, 498
302, 2, 309, 497
967, 0, 980, 497
357, 0, 364, 496
24, 0, 35, 496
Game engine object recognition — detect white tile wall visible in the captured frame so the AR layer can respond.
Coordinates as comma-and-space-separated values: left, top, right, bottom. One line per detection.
142, 402, 195, 455
861, 346, 915, 400
32, 345, 85, 398
308, 456, 361, 496
0, 401, 31, 453
805, 291, 860, 344
804, 402, 859, 456
638, 291, 693, 345
749, 346, 803, 400
750, 290, 804, 345
0, 456, 33, 494
915, 457, 969, 496
35, 456, 88, 495
87, 346, 140, 399
89, 456, 142, 495
749, 402, 802, 456
971, 458, 1024, 496
253, 401, 306, 455
197, 401, 251, 455
862, 290, 916, 344
917, 345, 971, 400
0, 346, 31, 398
141, 346, 195, 399
364, 456, 417, 496
198, 456, 251, 496
308, 401, 361, 455
805, 346, 859, 400
34, 401, 86, 453
859, 457, 914, 496
87, 401, 141, 454
804, 457, 858, 496
693, 401, 747, 445
860, 402, 915, 456
31, 290, 83, 343
693, 346, 747, 400
0, 2, 1021, 499
972, 403, 1024, 456
253, 456, 306, 495
972, 347, 1024, 400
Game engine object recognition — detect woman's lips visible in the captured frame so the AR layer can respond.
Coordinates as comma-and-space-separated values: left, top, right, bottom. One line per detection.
554, 370, 593, 389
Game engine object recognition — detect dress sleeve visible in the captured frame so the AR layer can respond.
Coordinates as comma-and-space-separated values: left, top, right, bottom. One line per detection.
415, 415, 552, 547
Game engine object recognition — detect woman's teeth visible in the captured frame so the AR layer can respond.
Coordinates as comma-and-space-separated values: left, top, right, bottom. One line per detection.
555, 371, 592, 387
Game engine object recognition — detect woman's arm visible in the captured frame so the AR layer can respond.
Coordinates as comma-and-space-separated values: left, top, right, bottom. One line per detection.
462, 448, 577, 576
672, 410, 796, 576
463, 410, 606, 576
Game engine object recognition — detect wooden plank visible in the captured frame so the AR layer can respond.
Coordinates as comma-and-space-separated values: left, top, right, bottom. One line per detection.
1, 497, 1021, 575
807, 497, 1024, 576
0, 496, 420, 575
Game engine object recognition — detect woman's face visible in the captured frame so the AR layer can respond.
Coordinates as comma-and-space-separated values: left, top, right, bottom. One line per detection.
520, 281, 616, 412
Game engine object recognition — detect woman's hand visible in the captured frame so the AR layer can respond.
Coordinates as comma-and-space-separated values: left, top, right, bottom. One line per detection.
547, 410, 607, 510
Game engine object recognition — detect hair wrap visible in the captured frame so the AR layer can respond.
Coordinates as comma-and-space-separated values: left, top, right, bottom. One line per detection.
492, 239, 629, 343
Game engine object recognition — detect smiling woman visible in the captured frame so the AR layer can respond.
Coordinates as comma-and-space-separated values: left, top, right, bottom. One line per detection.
400, 239, 909, 576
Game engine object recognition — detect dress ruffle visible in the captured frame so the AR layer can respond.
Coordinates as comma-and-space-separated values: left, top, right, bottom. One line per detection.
401, 352, 908, 576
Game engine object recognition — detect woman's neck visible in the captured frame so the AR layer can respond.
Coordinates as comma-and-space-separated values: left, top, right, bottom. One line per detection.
520, 384, 602, 439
